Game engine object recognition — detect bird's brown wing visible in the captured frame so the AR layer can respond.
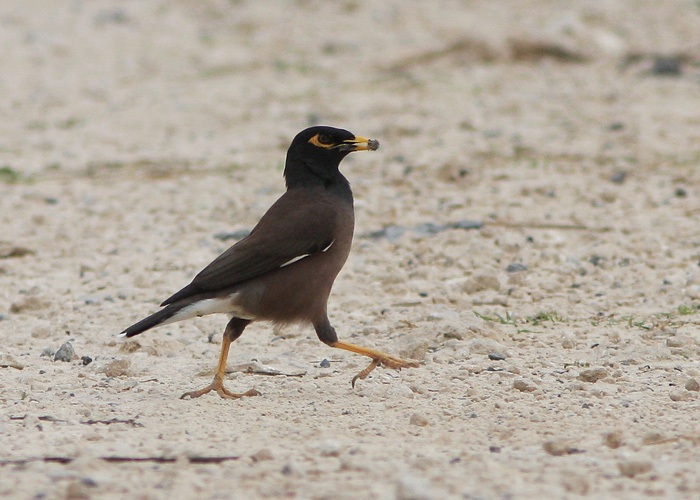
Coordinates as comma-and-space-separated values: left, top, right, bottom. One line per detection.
160, 190, 339, 306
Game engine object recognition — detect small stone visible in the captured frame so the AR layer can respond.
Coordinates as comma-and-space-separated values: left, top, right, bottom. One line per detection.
81, 356, 93, 366
685, 378, 700, 392
0, 354, 24, 370
451, 220, 484, 230
666, 336, 688, 347
251, 448, 274, 462
489, 446, 500, 453
399, 340, 429, 361
669, 390, 693, 401
100, 359, 131, 377
281, 461, 301, 476
506, 263, 528, 273
543, 439, 580, 456
54, 342, 76, 362
603, 431, 624, 449
409, 413, 429, 427
40, 347, 55, 358
463, 273, 500, 293
618, 459, 653, 478
651, 55, 681, 76
561, 336, 576, 349
319, 358, 331, 368
468, 339, 508, 356
119, 341, 141, 353
578, 367, 608, 383
513, 378, 537, 392
319, 440, 342, 457
10, 296, 51, 313
642, 432, 665, 445
609, 170, 627, 184
488, 352, 506, 361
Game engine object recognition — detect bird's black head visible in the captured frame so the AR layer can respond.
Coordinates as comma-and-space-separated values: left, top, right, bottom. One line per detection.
284, 126, 379, 189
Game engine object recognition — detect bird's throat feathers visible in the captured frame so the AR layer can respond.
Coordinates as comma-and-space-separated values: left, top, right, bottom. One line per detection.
284, 151, 353, 201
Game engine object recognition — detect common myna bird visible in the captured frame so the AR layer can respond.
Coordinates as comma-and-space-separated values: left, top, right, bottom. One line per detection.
120, 126, 418, 399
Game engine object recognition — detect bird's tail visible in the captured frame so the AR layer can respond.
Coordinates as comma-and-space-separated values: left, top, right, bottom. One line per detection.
120, 304, 183, 338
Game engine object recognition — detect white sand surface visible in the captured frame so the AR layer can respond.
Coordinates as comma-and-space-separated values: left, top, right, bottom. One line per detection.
1, 1, 699, 498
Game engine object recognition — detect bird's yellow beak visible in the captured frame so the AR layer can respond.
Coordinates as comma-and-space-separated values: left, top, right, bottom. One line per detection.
339, 136, 380, 152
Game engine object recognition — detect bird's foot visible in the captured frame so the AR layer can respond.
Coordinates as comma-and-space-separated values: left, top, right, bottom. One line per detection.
351, 354, 419, 388
180, 378, 261, 400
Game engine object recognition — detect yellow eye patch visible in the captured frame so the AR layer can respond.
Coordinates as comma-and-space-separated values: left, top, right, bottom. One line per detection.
308, 134, 336, 149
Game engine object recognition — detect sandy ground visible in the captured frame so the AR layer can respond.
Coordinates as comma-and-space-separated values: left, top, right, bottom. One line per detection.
2, 1, 700, 498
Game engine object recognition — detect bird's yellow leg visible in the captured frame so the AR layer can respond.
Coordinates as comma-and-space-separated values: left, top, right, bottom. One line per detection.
329, 341, 419, 387
180, 333, 260, 400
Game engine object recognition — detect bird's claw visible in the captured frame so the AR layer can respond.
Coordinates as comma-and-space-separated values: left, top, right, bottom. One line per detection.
180, 380, 261, 400
351, 355, 419, 388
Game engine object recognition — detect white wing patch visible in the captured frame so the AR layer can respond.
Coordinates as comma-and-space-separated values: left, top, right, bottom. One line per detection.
280, 254, 310, 268
279, 240, 334, 268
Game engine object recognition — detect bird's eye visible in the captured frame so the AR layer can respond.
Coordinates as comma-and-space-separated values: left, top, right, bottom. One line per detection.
317, 134, 332, 145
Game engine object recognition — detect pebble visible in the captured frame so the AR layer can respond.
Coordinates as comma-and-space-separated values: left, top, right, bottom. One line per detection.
463, 273, 500, 293
468, 339, 508, 356
561, 335, 576, 349
578, 367, 608, 383
81, 356, 93, 366
603, 431, 624, 449
318, 440, 342, 457
666, 336, 688, 347
409, 413, 429, 427
399, 340, 429, 361
450, 220, 484, 230
281, 461, 302, 476
669, 390, 694, 402
319, 358, 331, 368
251, 448, 274, 462
685, 378, 700, 392
0, 354, 24, 370
651, 55, 681, 76
10, 296, 51, 313
100, 359, 131, 377
506, 263, 528, 273
543, 439, 580, 456
642, 432, 665, 445
54, 342, 76, 362
513, 378, 537, 392
40, 347, 55, 358
609, 170, 627, 184
488, 352, 506, 361
618, 459, 653, 477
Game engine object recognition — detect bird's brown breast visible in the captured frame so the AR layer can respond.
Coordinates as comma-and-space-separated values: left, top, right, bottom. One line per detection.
231, 188, 354, 323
